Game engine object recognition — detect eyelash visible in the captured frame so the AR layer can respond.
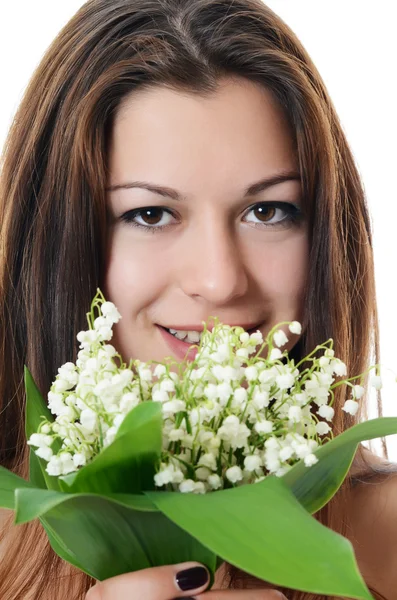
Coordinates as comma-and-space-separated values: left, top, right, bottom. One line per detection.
119, 201, 303, 233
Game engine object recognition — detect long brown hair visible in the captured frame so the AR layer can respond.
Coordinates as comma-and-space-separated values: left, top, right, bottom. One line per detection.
0, 1, 389, 598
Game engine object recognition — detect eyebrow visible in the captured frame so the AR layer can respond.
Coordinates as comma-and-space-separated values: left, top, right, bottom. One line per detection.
105, 170, 301, 201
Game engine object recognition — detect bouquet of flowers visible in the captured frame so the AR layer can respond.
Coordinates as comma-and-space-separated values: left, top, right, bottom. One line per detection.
1, 288, 396, 599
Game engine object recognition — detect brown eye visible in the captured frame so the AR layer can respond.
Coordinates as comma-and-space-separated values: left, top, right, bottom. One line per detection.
252, 205, 276, 222
139, 207, 164, 225
244, 202, 301, 228
120, 206, 175, 230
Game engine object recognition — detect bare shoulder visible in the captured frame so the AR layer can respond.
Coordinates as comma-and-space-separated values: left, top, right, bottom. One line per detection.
346, 452, 397, 600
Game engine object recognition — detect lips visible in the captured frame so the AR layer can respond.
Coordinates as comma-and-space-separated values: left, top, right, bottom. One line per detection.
157, 325, 200, 361
156, 322, 264, 362
159, 322, 263, 332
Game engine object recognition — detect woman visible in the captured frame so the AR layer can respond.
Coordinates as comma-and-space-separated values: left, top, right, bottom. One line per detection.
0, 0, 396, 598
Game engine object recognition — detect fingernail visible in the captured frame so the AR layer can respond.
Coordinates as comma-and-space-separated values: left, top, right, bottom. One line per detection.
175, 566, 209, 591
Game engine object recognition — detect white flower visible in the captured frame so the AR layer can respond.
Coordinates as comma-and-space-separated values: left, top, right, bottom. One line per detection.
93, 316, 111, 330
264, 452, 281, 473
138, 367, 153, 382
216, 382, 233, 404
293, 391, 308, 406
352, 385, 365, 399
154, 463, 184, 487
27, 433, 54, 448
152, 389, 169, 403
277, 373, 295, 390
80, 408, 97, 432
317, 404, 335, 421
101, 344, 117, 357
342, 399, 359, 416
196, 467, 212, 481
239, 332, 250, 344
179, 479, 195, 493
35, 447, 53, 461
36, 293, 380, 493
120, 392, 140, 413
232, 387, 247, 408
218, 416, 250, 448
46, 456, 62, 476
244, 366, 258, 381
288, 406, 302, 423
209, 436, 221, 450
269, 348, 283, 361
288, 321, 302, 335
202, 383, 217, 401
249, 331, 263, 346
197, 452, 216, 470
304, 453, 318, 467
160, 379, 175, 393
273, 330, 289, 348
53, 378, 74, 393
244, 455, 262, 472
100, 301, 122, 323
162, 399, 186, 415
371, 376, 382, 390
252, 389, 270, 410
193, 482, 206, 494
76, 329, 100, 348
319, 356, 330, 368
73, 452, 87, 467
225, 465, 243, 483
332, 359, 347, 377
104, 427, 117, 447
59, 452, 76, 475
207, 473, 222, 490
279, 445, 294, 461
168, 428, 186, 441
154, 364, 167, 378
254, 420, 273, 434
316, 421, 331, 435
294, 442, 312, 459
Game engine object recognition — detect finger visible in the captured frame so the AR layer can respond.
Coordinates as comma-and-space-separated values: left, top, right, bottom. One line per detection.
85, 562, 211, 600
192, 589, 288, 600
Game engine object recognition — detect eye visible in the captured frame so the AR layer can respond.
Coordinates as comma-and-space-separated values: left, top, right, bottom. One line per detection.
119, 207, 176, 231
243, 201, 302, 228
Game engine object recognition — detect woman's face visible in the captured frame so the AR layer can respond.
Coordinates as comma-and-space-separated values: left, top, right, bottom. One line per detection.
104, 77, 309, 364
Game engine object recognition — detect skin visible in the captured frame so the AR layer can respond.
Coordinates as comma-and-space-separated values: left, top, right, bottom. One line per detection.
96, 76, 397, 599
104, 77, 309, 367
97, 76, 305, 598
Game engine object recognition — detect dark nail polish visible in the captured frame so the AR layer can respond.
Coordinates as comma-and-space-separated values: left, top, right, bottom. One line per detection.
175, 566, 209, 591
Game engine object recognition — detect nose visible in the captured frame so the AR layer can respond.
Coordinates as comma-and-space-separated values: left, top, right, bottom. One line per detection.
177, 218, 249, 305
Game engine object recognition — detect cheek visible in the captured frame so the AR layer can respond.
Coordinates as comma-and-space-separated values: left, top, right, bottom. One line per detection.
251, 233, 309, 303
103, 232, 167, 314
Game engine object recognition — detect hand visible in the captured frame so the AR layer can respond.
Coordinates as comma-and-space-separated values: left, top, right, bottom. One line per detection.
85, 562, 288, 599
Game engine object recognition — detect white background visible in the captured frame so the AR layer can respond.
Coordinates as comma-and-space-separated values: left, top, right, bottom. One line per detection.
1, 1, 396, 458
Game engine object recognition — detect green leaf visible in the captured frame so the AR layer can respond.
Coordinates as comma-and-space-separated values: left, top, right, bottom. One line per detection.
24, 365, 62, 490
146, 476, 373, 600
29, 447, 47, 489
0, 466, 32, 509
283, 417, 397, 514
58, 402, 163, 494
14, 487, 217, 583
39, 516, 90, 575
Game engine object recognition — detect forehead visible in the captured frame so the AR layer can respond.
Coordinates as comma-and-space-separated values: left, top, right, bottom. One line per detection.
107, 78, 299, 197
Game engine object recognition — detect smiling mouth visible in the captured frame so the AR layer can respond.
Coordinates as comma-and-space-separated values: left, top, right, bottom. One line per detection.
157, 323, 263, 345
